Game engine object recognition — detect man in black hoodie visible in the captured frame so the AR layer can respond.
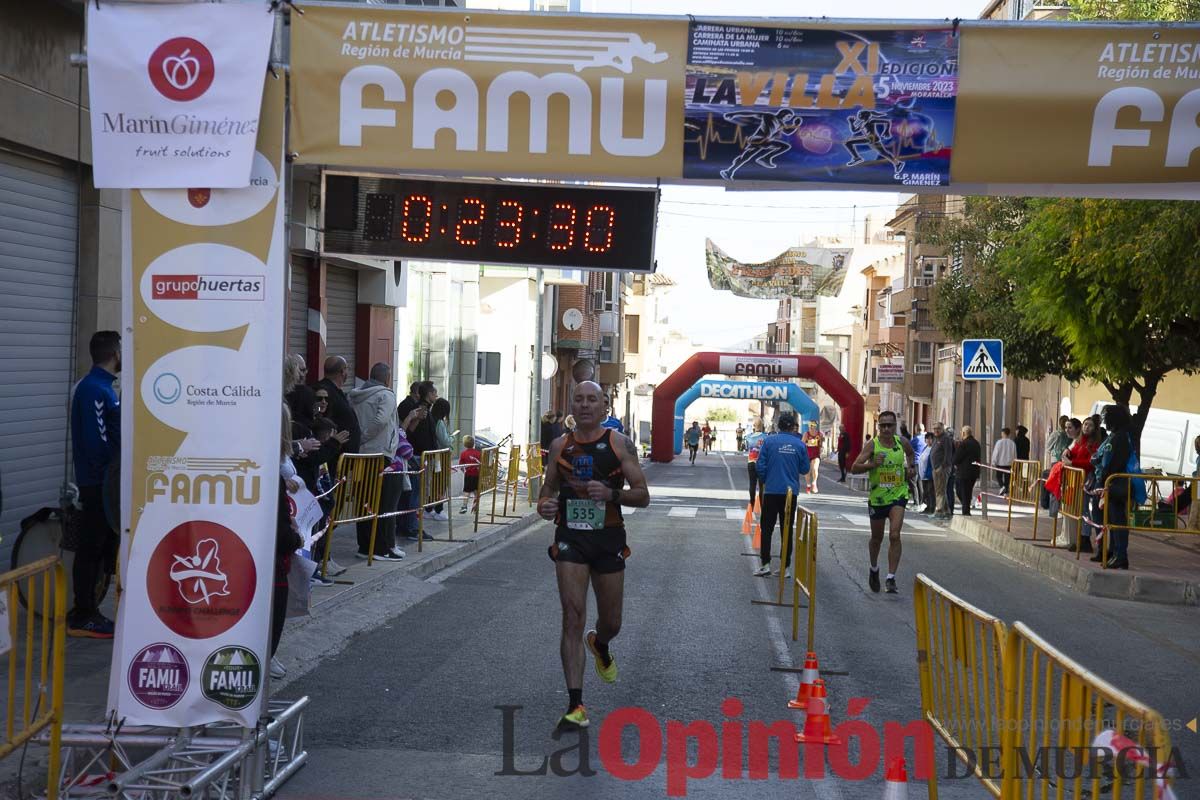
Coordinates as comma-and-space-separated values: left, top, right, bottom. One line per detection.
1095, 404, 1134, 569
316, 356, 361, 458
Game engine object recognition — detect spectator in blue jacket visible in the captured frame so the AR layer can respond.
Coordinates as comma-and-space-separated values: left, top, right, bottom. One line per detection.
68, 331, 122, 639
753, 412, 810, 577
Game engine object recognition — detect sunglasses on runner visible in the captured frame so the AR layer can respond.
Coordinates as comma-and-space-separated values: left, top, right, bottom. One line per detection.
878, 423, 896, 428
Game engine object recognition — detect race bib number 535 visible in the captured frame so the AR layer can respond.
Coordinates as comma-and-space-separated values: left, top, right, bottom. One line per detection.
565, 499, 606, 531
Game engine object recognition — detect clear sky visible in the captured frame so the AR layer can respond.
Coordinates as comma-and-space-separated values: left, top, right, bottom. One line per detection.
583, 0, 991, 346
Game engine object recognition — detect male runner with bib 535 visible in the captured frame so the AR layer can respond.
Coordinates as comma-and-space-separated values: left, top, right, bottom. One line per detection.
538, 382, 650, 731
850, 410, 916, 594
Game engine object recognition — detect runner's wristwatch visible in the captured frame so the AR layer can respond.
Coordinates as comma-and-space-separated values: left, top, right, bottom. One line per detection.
610, 487, 622, 505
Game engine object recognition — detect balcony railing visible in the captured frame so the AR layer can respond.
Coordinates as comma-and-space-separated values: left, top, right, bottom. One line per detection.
912, 275, 937, 287
937, 345, 960, 362
912, 363, 934, 375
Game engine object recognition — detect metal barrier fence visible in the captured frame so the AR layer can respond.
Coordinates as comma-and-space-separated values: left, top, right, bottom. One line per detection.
1000, 622, 1174, 800
321, 453, 386, 576
419, 448, 453, 549
1008, 459, 1043, 539
789, 500, 817, 651
913, 574, 1008, 799
474, 446, 501, 532
1098, 472, 1199, 565
0, 556, 65, 800
526, 448, 544, 504
498, 445, 524, 519
1052, 465, 1087, 550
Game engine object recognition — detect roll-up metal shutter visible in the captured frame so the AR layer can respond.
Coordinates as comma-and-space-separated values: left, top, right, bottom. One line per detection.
287, 259, 308, 359
0, 151, 78, 560
325, 265, 358, 377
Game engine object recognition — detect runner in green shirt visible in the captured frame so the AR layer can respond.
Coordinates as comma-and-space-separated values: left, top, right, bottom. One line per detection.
850, 410, 917, 594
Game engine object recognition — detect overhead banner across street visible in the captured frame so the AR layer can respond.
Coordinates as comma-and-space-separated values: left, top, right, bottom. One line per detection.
86, 1, 274, 189
289, 6, 688, 179
954, 25, 1200, 190
286, 8, 1200, 196
111, 77, 287, 727
706, 238, 852, 300
684, 22, 959, 187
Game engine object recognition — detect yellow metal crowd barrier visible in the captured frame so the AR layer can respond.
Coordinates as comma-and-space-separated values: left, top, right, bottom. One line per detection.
0, 556, 65, 800
419, 448, 453, 549
526, 448, 544, 504
322, 453, 386, 576
785, 496, 818, 651
913, 574, 1008, 799
1052, 465, 1087, 550
1099, 472, 1200, 565
913, 576, 1177, 800
498, 445, 524, 519
1007, 459, 1042, 540
1001, 622, 1174, 800
474, 446, 501, 532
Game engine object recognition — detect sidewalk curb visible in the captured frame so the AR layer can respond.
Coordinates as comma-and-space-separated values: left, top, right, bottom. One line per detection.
949, 515, 1200, 606
296, 512, 542, 624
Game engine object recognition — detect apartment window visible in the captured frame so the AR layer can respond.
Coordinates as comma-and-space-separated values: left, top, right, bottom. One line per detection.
917, 341, 934, 364
600, 335, 615, 362
476, 351, 501, 385
625, 314, 640, 354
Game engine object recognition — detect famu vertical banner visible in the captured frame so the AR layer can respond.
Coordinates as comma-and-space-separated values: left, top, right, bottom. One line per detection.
112, 76, 285, 727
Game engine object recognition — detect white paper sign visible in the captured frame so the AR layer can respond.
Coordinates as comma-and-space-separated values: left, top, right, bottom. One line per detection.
87, 2, 274, 188
287, 484, 326, 552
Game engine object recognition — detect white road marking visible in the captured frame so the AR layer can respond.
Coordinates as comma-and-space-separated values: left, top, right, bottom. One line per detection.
668, 506, 698, 518
821, 526, 947, 539
718, 451, 737, 491
620, 506, 636, 515
726, 508, 745, 520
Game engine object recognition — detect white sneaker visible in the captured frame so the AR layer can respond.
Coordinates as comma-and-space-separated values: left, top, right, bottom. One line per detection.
269, 657, 286, 679
326, 559, 347, 577
390, 546, 407, 559
784, 567, 793, 579
753, 565, 771, 577
434, 511, 450, 521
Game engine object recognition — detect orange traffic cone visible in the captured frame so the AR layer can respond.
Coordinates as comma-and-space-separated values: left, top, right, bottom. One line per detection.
794, 679, 842, 745
742, 504, 753, 534
883, 758, 908, 800
788, 651, 821, 709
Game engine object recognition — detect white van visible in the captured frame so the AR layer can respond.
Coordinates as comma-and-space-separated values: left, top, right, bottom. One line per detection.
1086, 402, 1200, 477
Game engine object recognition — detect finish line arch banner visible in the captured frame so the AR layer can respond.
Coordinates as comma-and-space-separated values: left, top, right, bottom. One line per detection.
289, 6, 1200, 198
111, 77, 286, 727
673, 380, 819, 455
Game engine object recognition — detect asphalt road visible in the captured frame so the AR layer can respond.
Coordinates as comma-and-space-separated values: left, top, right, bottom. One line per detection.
280, 450, 1200, 800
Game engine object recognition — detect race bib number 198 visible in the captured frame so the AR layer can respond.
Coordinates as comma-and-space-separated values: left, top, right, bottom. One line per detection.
565, 499, 606, 531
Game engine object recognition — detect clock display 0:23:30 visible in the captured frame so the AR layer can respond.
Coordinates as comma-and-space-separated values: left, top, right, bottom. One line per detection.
322, 175, 658, 272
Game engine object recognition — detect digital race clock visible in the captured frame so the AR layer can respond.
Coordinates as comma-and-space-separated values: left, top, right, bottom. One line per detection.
321, 174, 659, 273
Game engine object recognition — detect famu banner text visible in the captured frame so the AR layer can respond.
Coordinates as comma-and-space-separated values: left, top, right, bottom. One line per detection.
112, 77, 286, 727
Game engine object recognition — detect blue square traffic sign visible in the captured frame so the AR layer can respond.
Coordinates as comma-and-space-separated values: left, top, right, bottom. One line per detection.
962, 339, 1003, 381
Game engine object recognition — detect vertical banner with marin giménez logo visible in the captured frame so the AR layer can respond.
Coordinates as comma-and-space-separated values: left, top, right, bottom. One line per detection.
110, 75, 285, 728
684, 22, 959, 188
86, 1, 274, 189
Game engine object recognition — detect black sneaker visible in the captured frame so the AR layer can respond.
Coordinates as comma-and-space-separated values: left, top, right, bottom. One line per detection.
374, 551, 405, 562
68, 613, 115, 639
885, 577, 898, 594
868, 569, 881, 593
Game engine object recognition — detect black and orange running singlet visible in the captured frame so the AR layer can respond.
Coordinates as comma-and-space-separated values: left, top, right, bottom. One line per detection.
555, 429, 625, 532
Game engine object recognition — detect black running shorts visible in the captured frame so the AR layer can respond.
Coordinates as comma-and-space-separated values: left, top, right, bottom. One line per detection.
868, 498, 909, 521
551, 527, 629, 573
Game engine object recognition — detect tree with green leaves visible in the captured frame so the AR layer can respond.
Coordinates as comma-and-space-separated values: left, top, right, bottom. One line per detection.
928, 0, 1200, 443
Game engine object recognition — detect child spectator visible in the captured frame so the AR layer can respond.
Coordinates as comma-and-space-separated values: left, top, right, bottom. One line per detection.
459, 435, 482, 514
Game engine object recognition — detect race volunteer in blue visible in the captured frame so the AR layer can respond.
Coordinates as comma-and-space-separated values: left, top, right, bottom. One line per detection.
538, 381, 650, 733
753, 413, 810, 577
68, 331, 122, 639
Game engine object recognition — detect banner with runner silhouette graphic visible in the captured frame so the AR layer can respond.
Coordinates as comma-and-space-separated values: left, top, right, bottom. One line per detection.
683, 21, 959, 187
110, 77, 286, 727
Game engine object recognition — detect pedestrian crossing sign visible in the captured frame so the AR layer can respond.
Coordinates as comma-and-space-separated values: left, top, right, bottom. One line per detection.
961, 339, 1003, 381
